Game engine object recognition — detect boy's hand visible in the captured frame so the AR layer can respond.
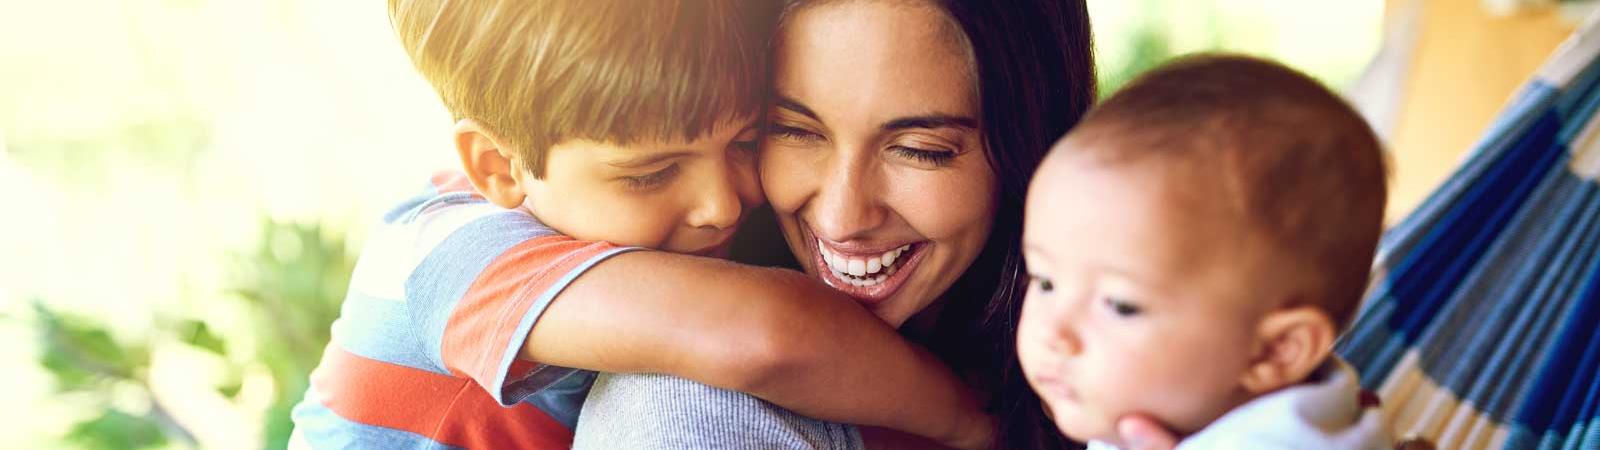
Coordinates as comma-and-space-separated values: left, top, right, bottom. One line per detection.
1115, 415, 1178, 450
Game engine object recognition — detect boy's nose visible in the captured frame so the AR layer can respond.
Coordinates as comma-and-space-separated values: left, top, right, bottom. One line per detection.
686, 167, 743, 230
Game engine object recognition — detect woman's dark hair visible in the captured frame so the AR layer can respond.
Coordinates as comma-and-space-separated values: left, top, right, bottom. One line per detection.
927, 1, 1095, 449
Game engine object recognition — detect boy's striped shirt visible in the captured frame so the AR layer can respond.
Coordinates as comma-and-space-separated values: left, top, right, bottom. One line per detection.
291, 171, 637, 449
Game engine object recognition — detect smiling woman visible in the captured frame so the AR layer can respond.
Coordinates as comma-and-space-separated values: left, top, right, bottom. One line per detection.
572, 0, 1107, 449
762, 7, 997, 323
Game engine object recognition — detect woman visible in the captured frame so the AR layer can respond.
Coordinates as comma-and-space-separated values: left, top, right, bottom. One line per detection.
575, 1, 1174, 448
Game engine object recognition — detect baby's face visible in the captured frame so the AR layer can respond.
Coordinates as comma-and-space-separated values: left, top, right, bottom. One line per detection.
1017, 147, 1290, 445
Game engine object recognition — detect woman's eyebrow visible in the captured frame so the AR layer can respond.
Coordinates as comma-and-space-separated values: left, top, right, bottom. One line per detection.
773, 95, 976, 132
881, 114, 977, 131
774, 96, 820, 120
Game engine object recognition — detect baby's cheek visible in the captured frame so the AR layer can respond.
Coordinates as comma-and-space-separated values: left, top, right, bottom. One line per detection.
1123, 349, 1242, 433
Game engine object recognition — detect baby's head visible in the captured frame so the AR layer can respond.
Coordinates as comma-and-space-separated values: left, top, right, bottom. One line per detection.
390, 0, 779, 256
1016, 54, 1387, 445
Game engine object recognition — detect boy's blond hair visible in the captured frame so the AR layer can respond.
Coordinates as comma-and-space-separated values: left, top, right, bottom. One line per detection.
389, 0, 777, 177
1066, 54, 1388, 330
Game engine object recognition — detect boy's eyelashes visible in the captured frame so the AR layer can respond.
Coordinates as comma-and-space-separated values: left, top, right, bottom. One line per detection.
619, 164, 680, 191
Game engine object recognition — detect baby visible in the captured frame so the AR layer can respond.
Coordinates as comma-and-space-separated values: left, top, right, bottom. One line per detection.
1017, 54, 1394, 449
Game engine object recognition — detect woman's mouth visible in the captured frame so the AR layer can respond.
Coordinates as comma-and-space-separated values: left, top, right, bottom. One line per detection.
811, 236, 928, 305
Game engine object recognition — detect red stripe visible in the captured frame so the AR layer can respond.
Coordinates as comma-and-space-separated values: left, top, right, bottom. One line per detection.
430, 171, 482, 196
311, 345, 572, 449
441, 236, 619, 387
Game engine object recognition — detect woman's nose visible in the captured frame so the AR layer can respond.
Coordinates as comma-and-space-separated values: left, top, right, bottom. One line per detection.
810, 155, 886, 241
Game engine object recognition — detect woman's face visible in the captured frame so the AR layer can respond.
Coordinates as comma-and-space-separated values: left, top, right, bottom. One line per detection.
762, 0, 997, 328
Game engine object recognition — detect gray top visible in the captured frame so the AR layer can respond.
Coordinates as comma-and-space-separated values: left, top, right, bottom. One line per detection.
573, 373, 865, 450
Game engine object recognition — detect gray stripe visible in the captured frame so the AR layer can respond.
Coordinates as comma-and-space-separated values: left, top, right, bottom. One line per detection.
573, 373, 863, 450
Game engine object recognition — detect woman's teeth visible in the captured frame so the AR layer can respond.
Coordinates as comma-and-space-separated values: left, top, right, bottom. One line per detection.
819, 244, 912, 287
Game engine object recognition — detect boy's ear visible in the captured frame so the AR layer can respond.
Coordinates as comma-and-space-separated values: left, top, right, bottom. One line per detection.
1239, 304, 1336, 394
455, 119, 529, 209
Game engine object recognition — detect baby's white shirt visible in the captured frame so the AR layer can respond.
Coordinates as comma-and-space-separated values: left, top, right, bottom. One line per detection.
1086, 357, 1392, 450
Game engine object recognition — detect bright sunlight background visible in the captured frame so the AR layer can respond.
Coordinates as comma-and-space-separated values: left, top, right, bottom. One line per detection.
0, 0, 1383, 448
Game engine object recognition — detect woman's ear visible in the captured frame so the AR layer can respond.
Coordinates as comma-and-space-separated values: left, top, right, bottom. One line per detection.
455, 119, 530, 209
1239, 305, 1336, 394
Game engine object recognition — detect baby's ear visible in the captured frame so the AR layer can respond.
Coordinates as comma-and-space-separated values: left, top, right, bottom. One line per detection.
454, 119, 529, 209
1239, 305, 1336, 394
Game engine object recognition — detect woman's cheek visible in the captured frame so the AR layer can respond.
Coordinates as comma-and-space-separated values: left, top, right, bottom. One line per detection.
758, 147, 814, 214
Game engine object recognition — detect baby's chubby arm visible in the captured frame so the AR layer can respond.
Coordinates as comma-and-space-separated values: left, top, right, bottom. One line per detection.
521, 250, 994, 450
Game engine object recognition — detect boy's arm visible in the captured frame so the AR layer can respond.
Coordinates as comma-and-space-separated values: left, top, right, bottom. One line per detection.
523, 250, 993, 450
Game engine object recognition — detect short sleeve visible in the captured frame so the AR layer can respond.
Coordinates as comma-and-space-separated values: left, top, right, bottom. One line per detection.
572, 373, 864, 450
398, 191, 639, 406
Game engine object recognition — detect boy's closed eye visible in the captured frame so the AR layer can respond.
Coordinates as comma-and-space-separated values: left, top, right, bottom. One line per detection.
619, 164, 681, 191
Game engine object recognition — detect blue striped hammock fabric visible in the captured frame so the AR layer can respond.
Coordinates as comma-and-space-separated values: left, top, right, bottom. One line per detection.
1336, 14, 1600, 450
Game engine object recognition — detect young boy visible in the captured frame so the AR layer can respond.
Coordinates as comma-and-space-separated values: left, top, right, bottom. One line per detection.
288, 1, 991, 448
1016, 54, 1394, 449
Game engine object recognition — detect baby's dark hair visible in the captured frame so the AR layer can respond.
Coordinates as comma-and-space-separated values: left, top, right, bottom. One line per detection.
1066, 53, 1387, 330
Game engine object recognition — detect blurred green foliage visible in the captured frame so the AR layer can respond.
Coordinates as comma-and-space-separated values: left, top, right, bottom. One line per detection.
231, 220, 353, 450
29, 219, 353, 450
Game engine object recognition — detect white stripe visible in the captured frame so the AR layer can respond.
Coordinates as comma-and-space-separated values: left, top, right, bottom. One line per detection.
347, 202, 515, 301
1537, 6, 1600, 88
1568, 108, 1600, 180
1376, 351, 1509, 450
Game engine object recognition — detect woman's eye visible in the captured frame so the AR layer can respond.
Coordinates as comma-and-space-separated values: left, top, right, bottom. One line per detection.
767, 123, 823, 142
621, 164, 680, 191
1104, 297, 1142, 317
890, 145, 956, 167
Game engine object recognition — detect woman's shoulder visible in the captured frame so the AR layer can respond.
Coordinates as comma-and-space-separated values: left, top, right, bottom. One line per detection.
573, 373, 861, 450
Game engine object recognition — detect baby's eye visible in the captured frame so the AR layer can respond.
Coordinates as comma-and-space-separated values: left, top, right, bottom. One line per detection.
1103, 296, 1142, 317
1030, 275, 1054, 293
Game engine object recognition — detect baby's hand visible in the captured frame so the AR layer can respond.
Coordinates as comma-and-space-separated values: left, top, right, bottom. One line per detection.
1115, 415, 1178, 450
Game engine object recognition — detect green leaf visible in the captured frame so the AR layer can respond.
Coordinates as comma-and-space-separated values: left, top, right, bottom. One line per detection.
178, 319, 228, 355
39, 345, 98, 393
66, 409, 168, 450
31, 302, 146, 387
217, 381, 243, 399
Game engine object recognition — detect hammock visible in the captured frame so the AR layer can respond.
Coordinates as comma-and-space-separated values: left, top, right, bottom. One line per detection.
1336, 11, 1600, 450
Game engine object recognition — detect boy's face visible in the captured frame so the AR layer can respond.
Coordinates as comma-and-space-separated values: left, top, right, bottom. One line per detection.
517, 117, 763, 257
1017, 146, 1293, 445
